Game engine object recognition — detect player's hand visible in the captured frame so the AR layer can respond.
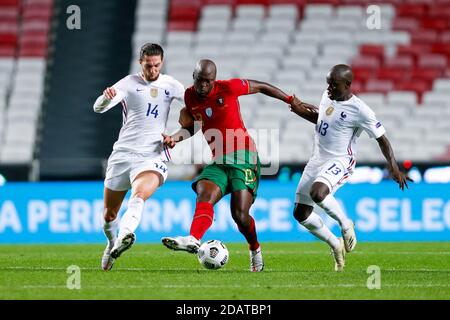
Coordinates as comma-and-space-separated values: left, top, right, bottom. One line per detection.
391, 169, 414, 191
288, 95, 302, 113
289, 95, 317, 114
103, 87, 116, 100
162, 133, 176, 148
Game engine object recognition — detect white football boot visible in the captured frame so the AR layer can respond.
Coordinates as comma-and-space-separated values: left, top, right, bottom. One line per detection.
101, 242, 115, 271
161, 235, 200, 254
110, 233, 136, 259
341, 221, 357, 253
331, 237, 346, 272
250, 247, 264, 272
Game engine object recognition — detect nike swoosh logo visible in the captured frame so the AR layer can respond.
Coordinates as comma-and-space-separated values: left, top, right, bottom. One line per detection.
136, 88, 144, 92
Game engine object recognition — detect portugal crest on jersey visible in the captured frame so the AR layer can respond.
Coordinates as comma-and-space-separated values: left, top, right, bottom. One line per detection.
205, 107, 213, 118
150, 88, 158, 98
326, 106, 334, 116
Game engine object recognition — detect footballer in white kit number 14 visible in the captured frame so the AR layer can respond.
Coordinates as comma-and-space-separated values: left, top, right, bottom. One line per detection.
92, 43, 185, 271
290, 64, 412, 272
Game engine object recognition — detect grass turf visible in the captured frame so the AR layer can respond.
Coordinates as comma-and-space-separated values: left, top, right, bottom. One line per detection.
0, 242, 449, 300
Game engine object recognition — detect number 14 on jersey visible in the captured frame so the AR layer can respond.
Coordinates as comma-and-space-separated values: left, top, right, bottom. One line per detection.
146, 103, 159, 118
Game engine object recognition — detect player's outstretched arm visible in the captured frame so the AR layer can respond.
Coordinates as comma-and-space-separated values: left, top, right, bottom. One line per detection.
162, 107, 200, 148
248, 79, 292, 102
376, 135, 413, 191
289, 95, 319, 124
248, 80, 318, 124
93, 87, 125, 113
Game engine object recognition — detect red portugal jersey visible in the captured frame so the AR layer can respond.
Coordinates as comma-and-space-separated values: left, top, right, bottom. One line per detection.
184, 78, 257, 159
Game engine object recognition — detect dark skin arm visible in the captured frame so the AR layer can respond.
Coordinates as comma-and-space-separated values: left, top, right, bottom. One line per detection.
162, 107, 199, 148
376, 134, 413, 191
289, 98, 319, 124
248, 80, 318, 124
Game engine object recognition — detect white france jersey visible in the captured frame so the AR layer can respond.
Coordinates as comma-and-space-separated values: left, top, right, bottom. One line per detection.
311, 91, 386, 160
93, 73, 184, 160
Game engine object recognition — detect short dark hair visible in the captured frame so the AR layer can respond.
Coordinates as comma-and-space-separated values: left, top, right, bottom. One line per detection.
140, 43, 164, 60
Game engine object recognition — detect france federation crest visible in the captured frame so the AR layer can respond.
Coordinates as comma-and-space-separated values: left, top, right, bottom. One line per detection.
326, 106, 334, 116
206, 107, 213, 118
150, 88, 158, 98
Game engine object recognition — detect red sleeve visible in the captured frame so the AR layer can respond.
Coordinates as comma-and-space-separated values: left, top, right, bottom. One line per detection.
226, 78, 250, 97
184, 88, 194, 114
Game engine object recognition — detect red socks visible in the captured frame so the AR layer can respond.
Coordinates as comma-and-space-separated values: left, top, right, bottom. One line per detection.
190, 202, 214, 240
190, 202, 260, 252
238, 216, 260, 251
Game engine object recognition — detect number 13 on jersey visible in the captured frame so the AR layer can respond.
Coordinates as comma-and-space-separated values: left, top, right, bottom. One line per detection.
317, 120, 328, 136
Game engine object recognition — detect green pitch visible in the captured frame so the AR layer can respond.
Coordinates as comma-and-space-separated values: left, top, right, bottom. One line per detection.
0, 242, 448, 299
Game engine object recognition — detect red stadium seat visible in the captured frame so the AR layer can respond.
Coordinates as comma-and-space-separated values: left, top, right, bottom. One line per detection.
0, 6, 19, 19
411, 29, 438, 44
23, 7, 53, 20
440, 31, 450, 43
308, 0, 339, 5
431, 43, 450, 58
377, 68, 407, 82
0, 33, 17, 45
18, 42, 47, 57
418, 54, 448, 69
359, 45, 385, 64
203, 0, 235, 4
396, 4, 428, 18
396, 44, 430, 62
0, 0, 19, 6
384, 56, 414, 70
365, 79, 393, 94
351, 56, 380, 70
350, 81, 364, 94
169, 7, 200, 21
421, 18, 450, 32
0, 44, 15, 56
395, 81, 430, 102
392, 17, 420, 33
428, 5, 450, 18
410, 68, 442, 87
236, 0, 269, 5
352, 67, 375, 84
20, 31, 48, 46
167, 21, 197, 31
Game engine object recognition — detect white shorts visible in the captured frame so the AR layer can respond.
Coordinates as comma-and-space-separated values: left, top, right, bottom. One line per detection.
295, 157, 356, 206
104, 155, 169, 191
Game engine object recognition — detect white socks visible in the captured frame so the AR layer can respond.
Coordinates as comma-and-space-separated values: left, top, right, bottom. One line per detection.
301, 212, 340, 250
118, 196, 144, 238
318, 194, 353, 230
103, 217, 119, 247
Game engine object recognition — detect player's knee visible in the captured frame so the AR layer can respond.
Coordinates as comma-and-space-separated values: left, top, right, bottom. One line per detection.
196, 191, 215, 203
231, 210, 250, 227
293, 204, 312, 222
104, 208, 118, 222
310, 188, 327, 203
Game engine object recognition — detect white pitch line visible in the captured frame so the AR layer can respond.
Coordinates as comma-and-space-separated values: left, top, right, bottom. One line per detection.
1, 266, 449, 272
2, 283, 450, 290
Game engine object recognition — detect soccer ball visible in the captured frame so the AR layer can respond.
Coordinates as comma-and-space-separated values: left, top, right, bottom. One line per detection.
197, 240, 229, 270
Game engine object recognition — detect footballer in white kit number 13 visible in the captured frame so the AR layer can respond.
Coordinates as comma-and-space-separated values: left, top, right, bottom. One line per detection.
289, 64, 412, 272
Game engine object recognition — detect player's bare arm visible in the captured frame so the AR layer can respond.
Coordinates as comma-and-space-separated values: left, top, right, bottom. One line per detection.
162, 107, 199, 148
248, 79, 292, 102
289, 96, 319, 124
376, 134, 413, 191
